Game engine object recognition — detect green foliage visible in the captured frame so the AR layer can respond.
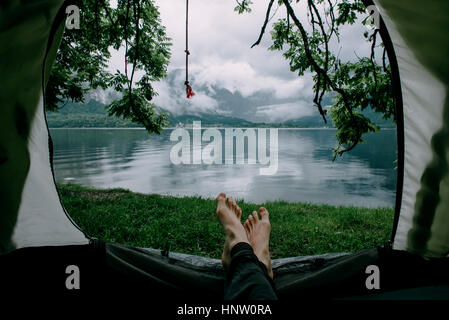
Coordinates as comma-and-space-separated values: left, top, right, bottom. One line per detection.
107, 90, 168, 134
47, 0, 171, 134
236, 0, 395, 156
330, 57, 393, 149
335, 0, 366, 25
234, 0, 254, 13
59, 184, 393, 258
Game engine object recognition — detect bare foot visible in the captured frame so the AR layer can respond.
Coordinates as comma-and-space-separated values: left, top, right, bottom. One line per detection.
244, 207, 273, 279
216, 193, 248, 269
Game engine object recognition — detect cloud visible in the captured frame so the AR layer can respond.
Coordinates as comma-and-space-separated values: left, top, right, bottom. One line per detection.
152, 71, 220, 115
253, 100, 316, 123
156, 0, 296, 80
85, 87, 121, 105
150, 65, 315, 118
190, 56, 308, 99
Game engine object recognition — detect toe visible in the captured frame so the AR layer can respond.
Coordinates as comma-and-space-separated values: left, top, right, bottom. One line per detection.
226, 197, 233, 209
216, 192, 226, 201
216, 193, 226, 203
216, 193, 227, 215
252, 210, 259, 221
230, 198, 237, 210
259, 207, 269, 220
244, 220, 251, 238
246, 217, 253, 231
237, 207, 242, 219
229, 197, 240, 217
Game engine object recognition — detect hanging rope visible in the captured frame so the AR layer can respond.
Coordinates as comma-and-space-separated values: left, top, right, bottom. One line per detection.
185, 0, 195, 98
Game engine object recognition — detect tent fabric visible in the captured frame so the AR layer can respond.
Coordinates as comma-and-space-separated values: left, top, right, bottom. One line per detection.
12, 95, 88, 249
0, 0, 88, 253
376, 0, 449, 258
1, 240, 448, 299
0, 0, 68, 253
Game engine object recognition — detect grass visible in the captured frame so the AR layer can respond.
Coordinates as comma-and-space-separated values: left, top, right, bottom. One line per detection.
58, 183, 394, 259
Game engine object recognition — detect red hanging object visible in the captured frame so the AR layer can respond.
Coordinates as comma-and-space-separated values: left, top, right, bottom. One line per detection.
185, 81, 195, 99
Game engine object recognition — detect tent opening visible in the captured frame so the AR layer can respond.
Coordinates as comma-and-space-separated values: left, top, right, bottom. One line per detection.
46, 0, 399, 260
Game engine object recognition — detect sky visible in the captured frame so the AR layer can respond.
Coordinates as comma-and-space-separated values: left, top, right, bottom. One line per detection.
103, 0, 378, 123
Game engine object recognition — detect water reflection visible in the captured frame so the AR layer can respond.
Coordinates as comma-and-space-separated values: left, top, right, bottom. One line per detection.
50, 128, 397, 207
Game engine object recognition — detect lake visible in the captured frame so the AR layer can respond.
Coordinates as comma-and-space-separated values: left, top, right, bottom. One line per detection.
50, 128, 397, 208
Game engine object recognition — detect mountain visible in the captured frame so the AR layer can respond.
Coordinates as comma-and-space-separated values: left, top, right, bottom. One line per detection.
168, 113, 254, 127
46, 98, 394, 129
46, 100, 140, 128
46, 100, 257, 128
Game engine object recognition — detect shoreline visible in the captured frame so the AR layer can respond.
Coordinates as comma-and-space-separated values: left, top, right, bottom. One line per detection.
48, 127, 397, 130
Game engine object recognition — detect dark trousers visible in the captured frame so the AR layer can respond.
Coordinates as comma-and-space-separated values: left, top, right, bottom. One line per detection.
224, 242, 278, 300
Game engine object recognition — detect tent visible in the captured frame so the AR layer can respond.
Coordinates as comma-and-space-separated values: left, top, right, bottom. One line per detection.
0, 0, 448, 300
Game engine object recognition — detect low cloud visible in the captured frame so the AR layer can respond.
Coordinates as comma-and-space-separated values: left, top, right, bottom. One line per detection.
151, 65, 315, 119
85, 87, 121, 105
190, 57, 307, 99
152, 71, 221, 116
253, 100, 316, 123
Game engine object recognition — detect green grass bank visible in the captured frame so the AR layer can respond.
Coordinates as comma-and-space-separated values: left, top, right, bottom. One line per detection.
58, 184, 394, 259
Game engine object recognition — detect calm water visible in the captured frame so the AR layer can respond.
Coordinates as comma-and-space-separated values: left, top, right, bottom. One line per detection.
50, 128, 397, 207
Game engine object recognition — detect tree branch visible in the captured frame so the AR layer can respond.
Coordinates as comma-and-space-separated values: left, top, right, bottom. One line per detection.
124, 0, 131, 79
382, 45, 391, 80
129, 1, 140, 92
281, 0, 360, 155
308, 0, 329, 111
370, 29, 379, 93
251, 0, 275, 48
326, 0, 339, 41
